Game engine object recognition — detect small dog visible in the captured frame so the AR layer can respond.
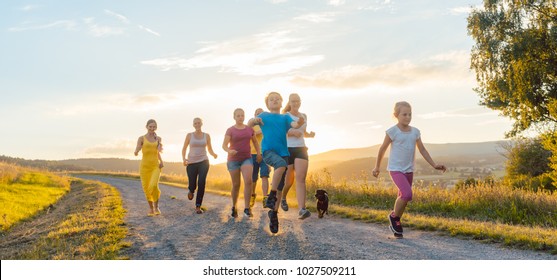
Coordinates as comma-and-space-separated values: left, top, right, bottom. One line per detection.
315, 189, 329, 218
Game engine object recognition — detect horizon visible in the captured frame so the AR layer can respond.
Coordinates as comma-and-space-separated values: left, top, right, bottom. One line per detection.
0, 1, 516, 164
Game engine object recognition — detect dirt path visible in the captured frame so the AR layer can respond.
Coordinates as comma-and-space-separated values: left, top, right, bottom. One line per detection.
76, 175, 555, 260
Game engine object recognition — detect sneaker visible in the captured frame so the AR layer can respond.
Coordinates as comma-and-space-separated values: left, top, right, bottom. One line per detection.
187, 191, 194, 200
243, 208, 253, 218
262, 195, 268, 207
231, 207, 238, 218
388, 212, 403, 234
249, 194, 256, 208
195, 207, 203, 214
265, 193, 277, 209
268, 210, 279, 233
281, 199, 289, 211
298, 208, 311, 220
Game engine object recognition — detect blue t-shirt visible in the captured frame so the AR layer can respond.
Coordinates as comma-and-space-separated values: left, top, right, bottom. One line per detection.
258, 112, 293, 157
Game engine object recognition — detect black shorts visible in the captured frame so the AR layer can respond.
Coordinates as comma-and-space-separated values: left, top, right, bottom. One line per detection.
287, 147, 309, 165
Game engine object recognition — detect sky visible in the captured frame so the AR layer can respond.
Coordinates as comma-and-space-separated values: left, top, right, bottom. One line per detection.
0, 0, 513, 164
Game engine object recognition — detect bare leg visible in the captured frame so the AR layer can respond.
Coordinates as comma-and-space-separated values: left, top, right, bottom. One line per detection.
393, 197, 408, 218
281, 164, 295, 199
229, 169, 241, 209
261, 177, 269, 195
147, 201, 155, 215
294, 158, 309, 210
241, 164, 253, 209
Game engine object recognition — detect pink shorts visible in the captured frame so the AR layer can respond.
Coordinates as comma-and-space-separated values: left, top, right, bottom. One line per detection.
389, 171, 413, 202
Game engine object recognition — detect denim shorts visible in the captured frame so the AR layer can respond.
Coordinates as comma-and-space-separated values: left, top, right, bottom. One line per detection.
227, 157, 253, 171
252, 154, 270, 181
262, 150, 288, 169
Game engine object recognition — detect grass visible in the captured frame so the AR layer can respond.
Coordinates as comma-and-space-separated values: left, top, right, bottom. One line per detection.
306, 169, 557, 254
0, 162, 70, 231
0, 163, 128, 259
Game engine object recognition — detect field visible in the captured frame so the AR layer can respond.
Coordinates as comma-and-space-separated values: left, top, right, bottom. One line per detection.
0, 162, 128, 259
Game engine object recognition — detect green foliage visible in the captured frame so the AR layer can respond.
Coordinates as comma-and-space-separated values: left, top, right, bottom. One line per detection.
504, 137, 551, 177
468, 0, 557, 137
307, 170, 557, 228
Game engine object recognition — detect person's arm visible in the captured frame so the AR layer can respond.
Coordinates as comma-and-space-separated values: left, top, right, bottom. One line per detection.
157, 136, 164, 168
290, 115, 305, 128
287, 128, 303, 137
417, 138, 446, 172
372, 134, 392, 177
222, 134, 237, 156
134, 136, 143, 156
304, 131, 315, 138
206, 133, 218, 159
251, 135, 262, 163
248, 117, 263, 127
181, 133, 191, 166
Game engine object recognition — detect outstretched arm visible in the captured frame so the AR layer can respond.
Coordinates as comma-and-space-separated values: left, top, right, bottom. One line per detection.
417, 138, 446, 172
372, 134, 392, 178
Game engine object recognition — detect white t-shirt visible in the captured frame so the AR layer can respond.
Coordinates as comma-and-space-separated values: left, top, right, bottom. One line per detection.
386, 125, 421, 173
286, 112, 307, 148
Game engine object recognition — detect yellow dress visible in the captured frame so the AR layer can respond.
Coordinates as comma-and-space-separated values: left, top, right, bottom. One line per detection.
140, 136, 161, 202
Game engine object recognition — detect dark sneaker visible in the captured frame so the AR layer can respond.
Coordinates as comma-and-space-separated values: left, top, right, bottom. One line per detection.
280, 199, 289, 211
187, 191, 194, 200
388, 212, 403, 234
268, 210, 279, 233
249, 194, 256, 208
231, 207, 238, 218
265, 193, 277, 209
243, 208, 253, 218
298, 208, 311, 220
262, 196, 268, 207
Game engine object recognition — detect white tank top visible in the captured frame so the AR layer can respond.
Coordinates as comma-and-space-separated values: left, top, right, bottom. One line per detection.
286, 112, 307, 148
187, 133, 209, 164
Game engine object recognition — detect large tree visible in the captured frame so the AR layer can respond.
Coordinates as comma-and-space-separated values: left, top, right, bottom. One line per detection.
468, 0, 557, 137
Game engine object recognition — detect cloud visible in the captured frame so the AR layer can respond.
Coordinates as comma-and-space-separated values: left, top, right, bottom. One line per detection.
448, 5, 483, 15
141, 31, 323, 76
268, 0, 288, 3
328, 0, 346, 6
50, 92, 184, 116
104, 9, 130, 24
417, 107, 498, 120
294, 12, 338, 23
357, 0, 394, 11
138, 25, 160, 36
83, 139, 136, 157
8, 20, 77, 32
290, 50, 472, 89
20, 5, 41, 11
83, 17, 125, 37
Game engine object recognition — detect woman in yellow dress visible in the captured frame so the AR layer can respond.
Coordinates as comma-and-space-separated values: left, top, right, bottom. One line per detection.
134, 119, 164, 216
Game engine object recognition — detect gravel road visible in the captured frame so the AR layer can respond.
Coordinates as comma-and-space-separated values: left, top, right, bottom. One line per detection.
76, 175, 556, 260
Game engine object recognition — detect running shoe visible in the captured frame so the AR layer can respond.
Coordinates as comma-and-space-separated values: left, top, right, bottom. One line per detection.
298, 208, 311, 220
268, 210, 279, 233
243, 208, 253, 218
388, 212, 403, 234
281, 199, 289, 211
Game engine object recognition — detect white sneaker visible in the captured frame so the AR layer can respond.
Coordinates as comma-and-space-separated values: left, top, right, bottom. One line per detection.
298, 208, 311, 220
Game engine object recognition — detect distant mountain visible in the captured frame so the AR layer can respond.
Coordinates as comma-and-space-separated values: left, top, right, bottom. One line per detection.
1, 141, 509, 182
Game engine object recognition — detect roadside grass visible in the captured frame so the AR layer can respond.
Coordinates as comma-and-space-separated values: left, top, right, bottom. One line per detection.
306, 170, 557, 254
0, 162, 70, 231
0, 163, 128, 259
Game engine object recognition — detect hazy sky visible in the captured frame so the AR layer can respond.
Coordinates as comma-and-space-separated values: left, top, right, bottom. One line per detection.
0, 0, 512, 163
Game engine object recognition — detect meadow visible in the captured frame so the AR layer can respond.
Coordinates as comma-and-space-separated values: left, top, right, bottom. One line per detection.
0, 163, 128, 259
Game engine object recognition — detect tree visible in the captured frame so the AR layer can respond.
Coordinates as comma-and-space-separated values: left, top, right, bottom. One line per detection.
503, 137, 550, 177
467, 0, 557, 137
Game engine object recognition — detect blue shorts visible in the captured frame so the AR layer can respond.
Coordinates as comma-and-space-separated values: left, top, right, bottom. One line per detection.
263, 150, 288, 169
227, 157, 253, 171
252, 154, 270, 181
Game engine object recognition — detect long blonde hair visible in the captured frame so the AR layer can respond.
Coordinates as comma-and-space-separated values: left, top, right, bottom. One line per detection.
282, 93, 300, 114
